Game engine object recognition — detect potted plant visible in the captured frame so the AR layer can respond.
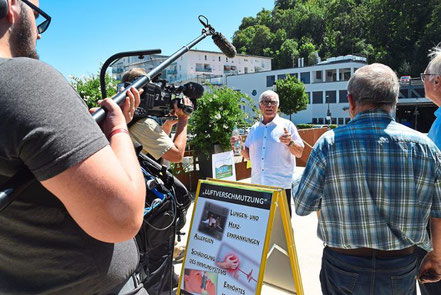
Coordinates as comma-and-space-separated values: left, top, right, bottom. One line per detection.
189, 86, 257, 178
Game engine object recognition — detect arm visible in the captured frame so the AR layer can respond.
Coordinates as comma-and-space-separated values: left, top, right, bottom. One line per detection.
280, 127, 304, 158
288, 141, 304, 158
293, 141, 326, 216
161, 118, 178, 136
162, 116, 188, 163
162, 98, 192, 163
418, 217, 441, 283
42, 90, 145, 243
241, 146, 250, 160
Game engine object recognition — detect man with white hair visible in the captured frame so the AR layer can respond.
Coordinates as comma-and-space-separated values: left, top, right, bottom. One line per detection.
425, 45, 441, 147
294, 63, 441, 294
417, 44, 441, 295
231, 90, 304, 215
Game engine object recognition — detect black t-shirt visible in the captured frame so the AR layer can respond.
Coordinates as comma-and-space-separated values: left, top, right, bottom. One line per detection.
0, 58, 142, 294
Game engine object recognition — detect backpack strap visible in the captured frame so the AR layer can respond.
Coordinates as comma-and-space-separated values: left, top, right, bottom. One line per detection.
0, 167, 35, 212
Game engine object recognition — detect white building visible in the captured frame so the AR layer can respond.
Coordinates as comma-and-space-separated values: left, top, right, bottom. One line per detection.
111, 49, 272, 86
227, 55, 369, 125
111, 54, 169, 81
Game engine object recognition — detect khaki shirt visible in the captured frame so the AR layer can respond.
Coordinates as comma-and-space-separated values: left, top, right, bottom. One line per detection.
129, 118, 173, 160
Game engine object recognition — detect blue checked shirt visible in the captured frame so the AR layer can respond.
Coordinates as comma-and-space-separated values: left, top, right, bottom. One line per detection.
294, 109, 441, 251
428, 106, 441, 149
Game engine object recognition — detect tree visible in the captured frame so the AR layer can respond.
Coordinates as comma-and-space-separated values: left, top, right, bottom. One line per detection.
231, 0, 440, 76
276, 74, 308, 120
299, 39, 317, 66
278, 39, 299, 68
189, 86, 257, 156
249, 25, 274, 55
70, 72, 119, 109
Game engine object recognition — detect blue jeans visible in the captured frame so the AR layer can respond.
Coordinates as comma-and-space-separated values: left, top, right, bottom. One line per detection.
416, 247, 441, 294
320, 247, 418, 295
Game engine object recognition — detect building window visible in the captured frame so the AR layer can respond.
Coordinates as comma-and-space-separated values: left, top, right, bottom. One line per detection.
312, 118, 318, 124
325, 91, 337, 103
331, 118, 337, 124
205, 55, 207, 61
219, 56, 221, 62
277, 74, 286, 80
318, 118, 324, 124
312, 91, 323, 104
338, 118, 344, 125
226, 57, 229, 62
244, 67, 248, 74
339, 90, 348, 103
266, 75, 275, 87
244, 58, 248, 62
300, 72, 310, 84
307, 92, 311, 104
289, 73, 298, 79
315, 71, 322, 80
345, 118, 351, 124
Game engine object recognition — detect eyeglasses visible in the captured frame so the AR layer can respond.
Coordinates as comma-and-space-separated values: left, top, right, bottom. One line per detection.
20, 0, 51, 34
420, 73, 438, 82
260, 100, 278, 106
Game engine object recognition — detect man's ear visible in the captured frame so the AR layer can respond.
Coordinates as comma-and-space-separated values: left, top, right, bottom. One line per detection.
434, 76, 441, 88
347, 94, 356, 118
6, 0, 20, 24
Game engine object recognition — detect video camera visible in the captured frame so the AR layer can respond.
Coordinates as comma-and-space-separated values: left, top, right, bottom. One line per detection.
118, 79, 204, 117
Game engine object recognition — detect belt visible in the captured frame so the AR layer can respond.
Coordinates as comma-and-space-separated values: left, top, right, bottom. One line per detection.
327, 246, 416, 258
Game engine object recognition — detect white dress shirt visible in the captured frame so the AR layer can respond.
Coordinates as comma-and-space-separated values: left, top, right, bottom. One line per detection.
244, 115, 304, 189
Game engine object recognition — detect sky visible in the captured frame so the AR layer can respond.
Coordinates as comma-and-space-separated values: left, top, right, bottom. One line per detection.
36, 0, 275, 79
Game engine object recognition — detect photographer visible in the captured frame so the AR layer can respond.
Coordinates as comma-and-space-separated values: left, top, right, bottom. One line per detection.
121, 68, 193, 293
122, 68, 193, 164
0, 1, 147, 294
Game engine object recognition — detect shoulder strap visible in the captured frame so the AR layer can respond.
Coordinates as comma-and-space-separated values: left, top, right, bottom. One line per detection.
127, 107, 150, 128
0, 167, 35, 212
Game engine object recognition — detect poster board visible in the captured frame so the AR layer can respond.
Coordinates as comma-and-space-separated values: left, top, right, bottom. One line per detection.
211, 151, 236, 181
177, 179, 303, 295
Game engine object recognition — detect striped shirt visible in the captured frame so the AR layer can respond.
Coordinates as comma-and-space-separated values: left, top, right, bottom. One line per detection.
294, 109, 441, 251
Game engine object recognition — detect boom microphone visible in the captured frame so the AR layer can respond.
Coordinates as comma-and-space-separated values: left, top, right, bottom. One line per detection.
212, 32, 237, 58
180, 82, 204, 99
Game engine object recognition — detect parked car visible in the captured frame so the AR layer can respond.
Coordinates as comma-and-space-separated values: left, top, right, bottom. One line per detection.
399, 75, 411, 83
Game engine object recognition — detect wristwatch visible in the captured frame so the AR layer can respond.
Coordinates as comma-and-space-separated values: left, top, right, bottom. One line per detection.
288, 140, 294, 147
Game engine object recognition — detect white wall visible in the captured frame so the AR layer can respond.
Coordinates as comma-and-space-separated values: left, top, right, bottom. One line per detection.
227, 61, 367, 125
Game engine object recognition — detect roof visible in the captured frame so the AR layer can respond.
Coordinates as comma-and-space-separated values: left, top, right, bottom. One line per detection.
188, 49, 272, 60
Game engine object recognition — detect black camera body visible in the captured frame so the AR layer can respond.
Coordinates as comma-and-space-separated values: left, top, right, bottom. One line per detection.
119, 80, 203, 117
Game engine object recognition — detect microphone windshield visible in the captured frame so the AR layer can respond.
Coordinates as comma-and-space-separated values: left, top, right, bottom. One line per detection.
182, 82, 204, 99
212, 32, 237, 58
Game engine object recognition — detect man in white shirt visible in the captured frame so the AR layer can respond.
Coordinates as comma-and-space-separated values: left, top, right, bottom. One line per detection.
231, 90, 304, 215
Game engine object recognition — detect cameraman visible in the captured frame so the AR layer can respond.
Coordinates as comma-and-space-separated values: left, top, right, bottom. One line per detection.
122, 68, 192, 164
121, 68, 193, 293
0, 1, 146, 294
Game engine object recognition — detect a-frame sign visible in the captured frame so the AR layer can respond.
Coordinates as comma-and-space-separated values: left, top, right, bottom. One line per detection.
177, 179, 303, 295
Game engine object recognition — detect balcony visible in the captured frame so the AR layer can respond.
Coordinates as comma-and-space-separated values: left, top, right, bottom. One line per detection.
195, 67, 212, 73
